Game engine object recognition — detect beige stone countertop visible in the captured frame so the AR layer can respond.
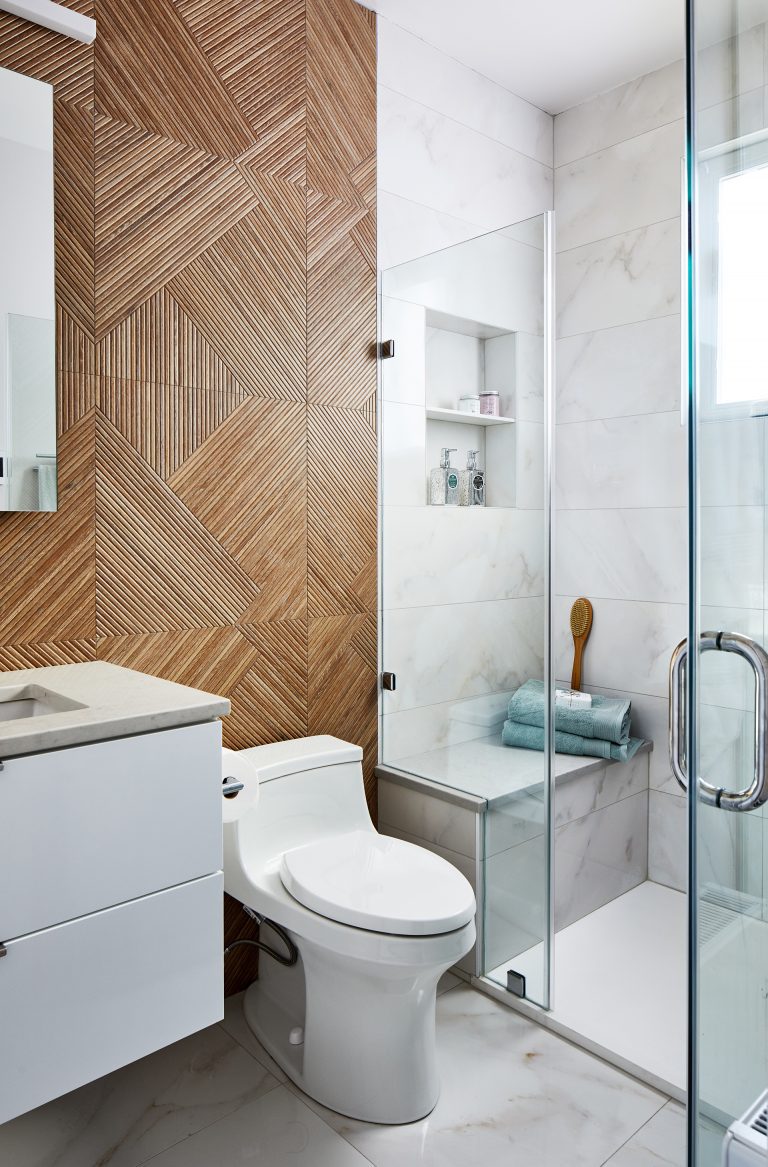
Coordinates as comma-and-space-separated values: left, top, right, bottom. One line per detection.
0, 662, 229, 758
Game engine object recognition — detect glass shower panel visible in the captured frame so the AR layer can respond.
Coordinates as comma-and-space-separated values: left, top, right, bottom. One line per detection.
378, 213, 553, 1009
688, 2, 768, 1162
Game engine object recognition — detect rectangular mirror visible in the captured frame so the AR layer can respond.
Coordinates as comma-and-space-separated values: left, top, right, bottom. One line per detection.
0, 65, 56, 512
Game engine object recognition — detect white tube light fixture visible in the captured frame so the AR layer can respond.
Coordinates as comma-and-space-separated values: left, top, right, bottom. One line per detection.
0, 0, 96, 43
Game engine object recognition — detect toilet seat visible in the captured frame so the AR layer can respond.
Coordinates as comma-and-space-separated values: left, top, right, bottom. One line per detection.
279, 829, 475, 937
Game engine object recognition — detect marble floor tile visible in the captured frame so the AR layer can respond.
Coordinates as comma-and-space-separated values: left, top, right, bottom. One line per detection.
603, 1101, 686, 1166
437, 971, 462, 995
0, 1023, 280, 1167
219, 991, 289, 1085
284, 984, 668, 1167
144, 1086, 372, 1167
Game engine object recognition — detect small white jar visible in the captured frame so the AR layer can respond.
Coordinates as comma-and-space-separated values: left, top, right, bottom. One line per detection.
459, 394, 481, 415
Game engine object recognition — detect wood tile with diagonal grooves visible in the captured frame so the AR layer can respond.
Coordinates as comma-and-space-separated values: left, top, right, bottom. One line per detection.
306, 0, 376, 200
97, 288, 246, 395
224, 621, 308, 751
309, 613, 378, 805
174, 0, 305, 142
308, 406, 377, 616
96, 414, 261, 634
95, 0, 254, 157
95, 116, 258, 338
97, 626, 259, 698
168, 198, 306, 401
308, 234, 377, 408
3, 0, 377, 995
169, 398, 307, 621
98, 377, 247, 480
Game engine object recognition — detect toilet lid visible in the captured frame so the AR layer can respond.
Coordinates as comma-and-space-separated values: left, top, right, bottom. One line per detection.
279, 830, 476, 936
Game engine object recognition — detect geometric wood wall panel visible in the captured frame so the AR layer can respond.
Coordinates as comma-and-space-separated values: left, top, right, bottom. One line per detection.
308, 405, 377, 616
1, 0, 377, 995
168, 199, 306, 401
169, 398, 308, 621
94, 115, 258, 337
95, 415, 261, 633
95, 0, 253, 157
174, 0, 306, 143
308, 234, 377, 408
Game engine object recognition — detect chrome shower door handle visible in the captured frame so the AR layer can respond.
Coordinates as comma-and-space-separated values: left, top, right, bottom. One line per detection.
669, 631, 768, 811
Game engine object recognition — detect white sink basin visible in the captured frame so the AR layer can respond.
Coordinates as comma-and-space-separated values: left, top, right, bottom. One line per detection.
0, 684, 87, 722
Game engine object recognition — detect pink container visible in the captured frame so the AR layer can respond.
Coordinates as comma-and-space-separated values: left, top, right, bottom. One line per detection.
479, 391, 500, 417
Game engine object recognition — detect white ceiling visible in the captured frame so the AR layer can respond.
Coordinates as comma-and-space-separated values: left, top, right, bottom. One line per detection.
358, 0, 685, 114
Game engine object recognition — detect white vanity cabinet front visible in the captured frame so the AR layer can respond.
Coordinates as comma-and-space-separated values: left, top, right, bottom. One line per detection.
0, 720, 224, 1125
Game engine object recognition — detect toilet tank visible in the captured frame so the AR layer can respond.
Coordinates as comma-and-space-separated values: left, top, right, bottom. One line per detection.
228, 736, 373, 869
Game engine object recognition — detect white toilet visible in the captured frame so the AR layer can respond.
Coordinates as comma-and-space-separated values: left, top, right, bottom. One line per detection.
222, 735, 476, 1125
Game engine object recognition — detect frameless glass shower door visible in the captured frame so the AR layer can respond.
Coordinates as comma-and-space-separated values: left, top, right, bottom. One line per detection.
686, 2, 768, 1162
378, 213, 554, 1008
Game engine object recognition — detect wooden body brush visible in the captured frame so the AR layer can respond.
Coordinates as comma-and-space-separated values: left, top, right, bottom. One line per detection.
570, 597, 593, 691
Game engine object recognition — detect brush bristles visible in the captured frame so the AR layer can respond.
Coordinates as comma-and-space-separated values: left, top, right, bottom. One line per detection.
570, 599, 591, 637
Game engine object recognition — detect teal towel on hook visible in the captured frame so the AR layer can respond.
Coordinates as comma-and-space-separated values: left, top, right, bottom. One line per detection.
502, 718, 644, 762
507, 678, 632, 746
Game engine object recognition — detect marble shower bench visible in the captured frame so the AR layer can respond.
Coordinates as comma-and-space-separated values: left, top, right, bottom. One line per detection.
376, 736, 651, 976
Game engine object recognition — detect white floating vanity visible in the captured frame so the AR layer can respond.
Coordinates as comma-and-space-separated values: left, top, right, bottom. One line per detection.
0, 662, 229, 1125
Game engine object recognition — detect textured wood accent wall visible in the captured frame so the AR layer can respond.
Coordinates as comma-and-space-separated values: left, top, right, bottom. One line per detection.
0, 0, 377, 994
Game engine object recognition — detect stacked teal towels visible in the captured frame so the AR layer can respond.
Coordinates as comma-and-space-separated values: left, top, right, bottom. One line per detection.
502, 679, 643, 762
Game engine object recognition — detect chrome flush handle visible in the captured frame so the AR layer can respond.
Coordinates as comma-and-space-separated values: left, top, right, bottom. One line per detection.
670, 631, 768, 811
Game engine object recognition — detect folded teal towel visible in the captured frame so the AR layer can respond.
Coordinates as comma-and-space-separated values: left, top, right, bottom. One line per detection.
502, 718, 643, 762
507, 678, 631, 746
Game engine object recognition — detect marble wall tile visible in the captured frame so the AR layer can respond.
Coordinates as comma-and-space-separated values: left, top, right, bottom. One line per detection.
554, 752, 649, 828
484, 834, 548, 966
699, 505, 764, 609
425, 326, 484, 408
514, 421, 545, 510
382, 505, 544, 609
485, 790, 546, 856
698, 604, 764, 711
648, 789, 687, 891
511, 331, 545, 422
381, 695, 500, 761
556, 120, 684, 252
555, 790, 649, 930
377, 20, 553, 167
554, 60, 684, 167
553, 595, 686, 701
699, 415, 765, 507
697, 85, 766, 151
484, 423, 518, 508
378, 87, 553, 234
557, 316, 680, 423
379, 296, 425, 404
696, 23, 765, 111
378, 192, 481, 270
483, 332, 517, 418
385, 596, 545, 713
557, 219, 680, 338
378, 777, 478, 856
556, 508, 688, 604
381, 403, 426, 506
556, 413, 687, 510
382, 229, 545, 335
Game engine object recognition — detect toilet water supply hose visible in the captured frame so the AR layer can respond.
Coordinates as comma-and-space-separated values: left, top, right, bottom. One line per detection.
224, 906, 299, 967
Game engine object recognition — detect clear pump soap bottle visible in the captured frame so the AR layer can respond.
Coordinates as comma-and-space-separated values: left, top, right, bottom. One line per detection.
430, 447, 459, 505
459, 449, 485, 506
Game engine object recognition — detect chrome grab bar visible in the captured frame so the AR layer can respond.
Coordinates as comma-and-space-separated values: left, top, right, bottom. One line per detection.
669, 631, 768, 811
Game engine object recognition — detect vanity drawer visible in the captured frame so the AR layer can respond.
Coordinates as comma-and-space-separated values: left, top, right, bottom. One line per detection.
0, 721, 222, 940
0, 872, 223, 1125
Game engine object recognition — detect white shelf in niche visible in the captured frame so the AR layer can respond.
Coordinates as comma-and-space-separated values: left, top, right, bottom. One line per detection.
425, 407, 515, 427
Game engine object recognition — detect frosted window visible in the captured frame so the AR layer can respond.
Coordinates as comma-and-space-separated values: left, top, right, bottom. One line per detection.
717, 163, 768, 405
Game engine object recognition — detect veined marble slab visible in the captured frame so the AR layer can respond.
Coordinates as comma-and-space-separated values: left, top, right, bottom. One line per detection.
0, 662, 228, 758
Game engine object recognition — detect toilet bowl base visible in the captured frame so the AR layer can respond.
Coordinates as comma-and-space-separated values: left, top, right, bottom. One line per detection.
241, 927, 457, 1125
